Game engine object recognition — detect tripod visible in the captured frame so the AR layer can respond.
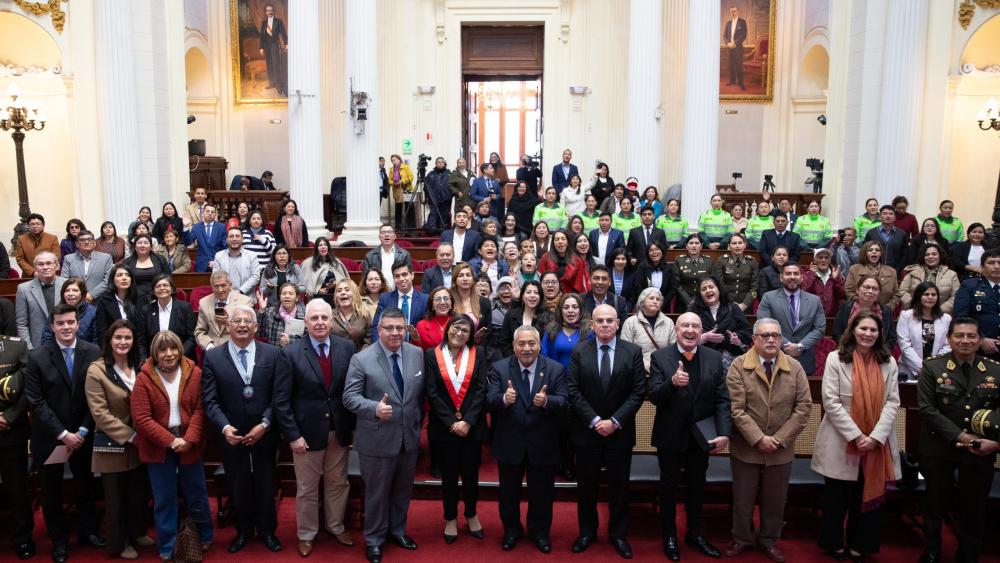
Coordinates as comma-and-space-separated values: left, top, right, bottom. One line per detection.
395, 178, 425, 235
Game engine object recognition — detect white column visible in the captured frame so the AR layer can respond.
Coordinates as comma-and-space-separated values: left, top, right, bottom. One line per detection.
341, 0, 382, 244
287, 0, 326, 235
95, 0, 142, 230
625, 0, 663, 187
872, 0, 928, 205
659, 0, 688, 187
680, 0, 721, 224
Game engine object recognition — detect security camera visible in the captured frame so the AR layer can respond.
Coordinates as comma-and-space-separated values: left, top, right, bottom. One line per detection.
817, 114, 827, 126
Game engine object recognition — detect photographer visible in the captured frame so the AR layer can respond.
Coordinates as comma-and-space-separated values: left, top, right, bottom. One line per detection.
515, 153, 543, 196
423, 156, 452, 231
831, 227, 860, 274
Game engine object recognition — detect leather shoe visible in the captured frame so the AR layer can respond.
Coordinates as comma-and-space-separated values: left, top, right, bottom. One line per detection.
501, 535, 519, 551
390, 535, 417, 550
297, 540, 313, 557
262, 535, 282, 552
534, 537, 552, 554
16, 542, 35, 560
228, 534, 251, 554
725, 541, 749, 558
51, 542, 68, 563
333, 531, 354, 547
365, 545, 382, 563
760, 544, 786, 563
663, 537, 681, 561
80, 534, 107, 549
919, 553, 939, 563
611, 538, 633, 559
571, 536, 595, 553
686, 535, 721, 559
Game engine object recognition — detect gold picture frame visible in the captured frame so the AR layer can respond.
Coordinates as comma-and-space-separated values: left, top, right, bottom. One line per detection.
230, 0, 288, 105
720, 0, 776, 103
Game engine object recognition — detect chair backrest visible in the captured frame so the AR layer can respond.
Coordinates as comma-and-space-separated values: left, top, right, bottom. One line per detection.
430, 239, 441, 249
338, 240, 366, 248
7, 269, 19, 279
340, 257, 361, 271
175, 288, 188, 302
396, 240, 414, 249
188, 285, 214, 312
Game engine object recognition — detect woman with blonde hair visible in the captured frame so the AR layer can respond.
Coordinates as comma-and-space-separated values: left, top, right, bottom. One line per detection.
330, 278, 372, 351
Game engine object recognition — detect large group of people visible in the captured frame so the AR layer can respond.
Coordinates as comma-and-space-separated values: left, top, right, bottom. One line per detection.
0, 154, 997, 563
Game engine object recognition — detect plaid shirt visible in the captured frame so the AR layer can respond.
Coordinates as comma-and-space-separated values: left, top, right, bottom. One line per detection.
256, 302, 306, 345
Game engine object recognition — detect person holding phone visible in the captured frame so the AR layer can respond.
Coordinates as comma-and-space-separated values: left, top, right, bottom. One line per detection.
194, 271, 253, 351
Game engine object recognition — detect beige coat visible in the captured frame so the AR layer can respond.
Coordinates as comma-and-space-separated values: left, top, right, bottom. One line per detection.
810, 351, 902, 481
156, 243, 192, 274
726, 348, 812, 466
619, 313, 676, 372
193, 291, 253, 350
84, 361, 141, 473
898, 265, 960, 314
845, 264, 899, 310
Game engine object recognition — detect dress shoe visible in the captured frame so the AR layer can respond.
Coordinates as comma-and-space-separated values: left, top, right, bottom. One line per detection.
333, 531, 354, 547
79, 534, 107, 549
119, 546, 138, 560
390, 535, 418, 550
297, 540, 313, 557
663, 537, 681, 561
534, 537, 552, 554
467, 516, 485, 540
365, 545, 382, 563
228, 533, 251, 554
51, 542, 68, 563
502, 535, 519, 551
134, 536, 155, 548
16, 541, 35, 560
760, 544, 786, 563
571, 536, 595, 553
611, 538, 633, 559
725, 541, 748, 558
919, 552, 939, 563
685, 535, 721, 559
262, 535, 283, 552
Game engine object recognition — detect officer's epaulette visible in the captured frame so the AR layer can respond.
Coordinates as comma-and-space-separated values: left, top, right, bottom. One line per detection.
985, 357, 1000, 366
721, 254, 730, 260
0, 336, 20, 341
925, 353, 948, 362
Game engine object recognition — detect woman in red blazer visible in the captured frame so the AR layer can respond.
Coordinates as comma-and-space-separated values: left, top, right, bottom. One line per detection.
131, 331, 214, 561
538, 229, 590, 295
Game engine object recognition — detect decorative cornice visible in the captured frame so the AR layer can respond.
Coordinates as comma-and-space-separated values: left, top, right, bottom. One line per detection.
11, 0, 68, 33
958, 0, 1000, 30
0, 62, 62, 76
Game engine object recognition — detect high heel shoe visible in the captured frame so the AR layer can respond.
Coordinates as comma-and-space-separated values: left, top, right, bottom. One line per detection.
444, 520, 458, 544
466, 515, 485, 540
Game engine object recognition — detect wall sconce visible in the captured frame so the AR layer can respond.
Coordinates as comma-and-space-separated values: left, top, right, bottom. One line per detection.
268, 119, 282, 124
569, 86, 590, 95
417, 85, 436, 95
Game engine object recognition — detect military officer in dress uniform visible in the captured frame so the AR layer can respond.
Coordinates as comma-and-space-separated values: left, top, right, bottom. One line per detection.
0, 335, 35, 559
710, 233, 758, 311
953, 248, 1000, 361
672, 234, 715, 311
916, 317, 1000, 563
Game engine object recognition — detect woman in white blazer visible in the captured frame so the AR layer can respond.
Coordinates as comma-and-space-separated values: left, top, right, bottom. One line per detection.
896, 282, 952, 381
811, 311, 901, 562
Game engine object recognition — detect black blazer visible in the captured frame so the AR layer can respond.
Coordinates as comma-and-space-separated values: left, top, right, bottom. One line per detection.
487, 355, 567, 466
146, 298, 197, 359
647, 345, 732, 452
95, 292, 149, 352
832, 300, 896, 350
582, 292, 631, 323
201, 341, 290, 450
758, 229, 802, 267
863, 227, 908, 270
689, 302, 752, 357
421, 266, 448, 293
627, 261, 676, 308
950, 240, 981, 280
566, 339, 646, 449
440, 229, 482, 263
274, 335, 356, 450
497, 307, 549, 358
24, 340, 102, 462
0, 297, 15, 336
625, 226, 668, 265
424, 346, 488, 443
757, 265, 782, 297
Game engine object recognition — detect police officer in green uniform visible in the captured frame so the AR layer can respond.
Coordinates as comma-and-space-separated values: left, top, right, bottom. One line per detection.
953, 247, 1000, 362
917, 317, 1000, 563
0, 334, 34, 558
672, 233, 714, 310
711, 233, 758, 310
697, 194, 734, 249
655, 198, 689, 249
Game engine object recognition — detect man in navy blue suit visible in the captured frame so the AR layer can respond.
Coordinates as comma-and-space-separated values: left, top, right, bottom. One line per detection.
757, 215, 802, 268
201, 304, 290, 554
626, 206, 668, 266
183, 203, 227, 272
370, 261, 428, 343
488, 325, 567, 554
550, 149, 579, 195
440, 210, 481, 263
588, 212, 625, 267
470, 163, 502, 220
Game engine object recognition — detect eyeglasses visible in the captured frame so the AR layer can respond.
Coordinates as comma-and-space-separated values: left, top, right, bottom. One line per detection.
754, 332, 782, 341
228, 319, 255, 326
433, 296, 452, 303
450, 327, 471, 335
379, 325, 407, 333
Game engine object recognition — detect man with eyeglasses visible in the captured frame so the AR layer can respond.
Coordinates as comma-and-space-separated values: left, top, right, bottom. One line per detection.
202, 304, 290, 554
724, 318, 811, 562
60, 230, 114, 303
362, 225, 412, 292
343, 308, 426, 563
14, 213, 60, 278
15, 251, 66, 350
194, 271, 253, 351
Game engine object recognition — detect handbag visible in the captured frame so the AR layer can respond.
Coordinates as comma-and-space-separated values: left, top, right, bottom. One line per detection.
92, 431, 126, 454
173, 518, 203, 563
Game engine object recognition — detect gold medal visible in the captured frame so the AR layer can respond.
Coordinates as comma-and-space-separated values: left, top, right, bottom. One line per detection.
979, 361, 987, 372
937, 378, 944, 384
947, 360, 956, 370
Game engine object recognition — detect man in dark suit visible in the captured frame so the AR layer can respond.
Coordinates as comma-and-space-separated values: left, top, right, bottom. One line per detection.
275, 299, 357, 557
567, 305, 646, 558
723, 6, 748, 90
648, 312, 732, 561
769, 198, 798, 230
24, 304, 105, 562
488, 325, 567, 553
626, 206, 668, 266
261, 170, 276, 190
421, 243, 454, 293
550, 149, 579, 194
583, 266, 630, 323
757, 215, 802, 268
370, 262, 428, 343
0, 333, 35, 559
441, 209, 482, 263
757, 263, 827, 376
202, 304, 289, 554
258, 4, 287, 95
589, 212, 625, 266
60, 230, 113, 302
862, 205, 908, 269
183, 203, 227, 272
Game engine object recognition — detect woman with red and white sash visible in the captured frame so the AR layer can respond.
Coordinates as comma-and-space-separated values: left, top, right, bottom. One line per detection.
423, 314, 489, 544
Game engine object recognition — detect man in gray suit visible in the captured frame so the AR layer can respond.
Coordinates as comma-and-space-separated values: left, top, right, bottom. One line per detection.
15, 251, 65, 350
342, 307, 424, 563
756, 263, 826, 375
59, 230, 113, 302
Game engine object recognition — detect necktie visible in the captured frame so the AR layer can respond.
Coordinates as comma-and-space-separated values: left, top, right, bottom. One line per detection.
391, 353, 405, 394
238, 349, 248, 371
318, 343, 332, 390
318, 342, 327, 360
207, 223, 212, 239
521, 368, 532, 398
789, 293, 798, 330
62, 348, 74, 382
682, 351, 695, 362
600, 344, 611, 380
645, 228, 651, 245
777, 232, 784, 240
764, 360, 773, 384
993, 284, 999, 301
401, 294, 410, 324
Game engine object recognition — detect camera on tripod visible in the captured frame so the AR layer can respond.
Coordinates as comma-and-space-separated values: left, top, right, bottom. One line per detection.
523, 153, 541, 168
805, 158, 824, 194
417, 153, 432, 181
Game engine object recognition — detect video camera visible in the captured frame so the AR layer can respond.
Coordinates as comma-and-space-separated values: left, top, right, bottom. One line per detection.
417, 153, 432, 182
805, 158, 824, 194
522, 152, 541, 169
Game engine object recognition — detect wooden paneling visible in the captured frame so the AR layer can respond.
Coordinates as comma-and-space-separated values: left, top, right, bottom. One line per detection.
462, 26, 544, 74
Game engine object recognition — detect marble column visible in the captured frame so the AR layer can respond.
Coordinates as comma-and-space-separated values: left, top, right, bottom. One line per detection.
873, 0, 928, 206
95, 0, 142, 230
341, 0, 382, 244
288, 0, 325, 234
625, 0, 663, 188
680, 0, 721, 225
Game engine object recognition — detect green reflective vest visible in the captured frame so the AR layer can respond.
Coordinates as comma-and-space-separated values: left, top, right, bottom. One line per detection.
744, 215, 774, 246
580, 211, 601, 235
533, 203, 568, 232
655, 215, 689, 244
698, 209, 734, 243
613, 213, 642, 241
854, 214, 881, 240
936, 215, 965, 243
794, 213, 834, 248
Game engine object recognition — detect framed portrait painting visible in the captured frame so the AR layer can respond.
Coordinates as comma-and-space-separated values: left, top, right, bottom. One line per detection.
719, 0, 775, 102
230, 0, 288, 105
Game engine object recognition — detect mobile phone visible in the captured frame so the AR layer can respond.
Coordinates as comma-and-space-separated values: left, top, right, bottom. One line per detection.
214, 306, 226, 317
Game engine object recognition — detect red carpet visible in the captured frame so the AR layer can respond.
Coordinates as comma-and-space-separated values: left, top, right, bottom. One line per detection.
20, 497, 996, 562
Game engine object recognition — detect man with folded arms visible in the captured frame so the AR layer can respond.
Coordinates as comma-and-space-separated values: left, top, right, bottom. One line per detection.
724, 318, 811, 562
